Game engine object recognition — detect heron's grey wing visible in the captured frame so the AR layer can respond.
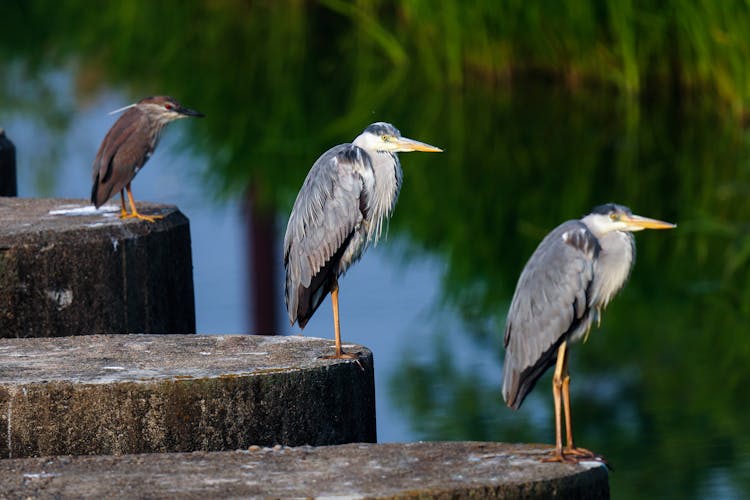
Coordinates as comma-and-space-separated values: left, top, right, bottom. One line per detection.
283, 144, 375, 328
502, 220, 599, 409
91, 109, 152, 207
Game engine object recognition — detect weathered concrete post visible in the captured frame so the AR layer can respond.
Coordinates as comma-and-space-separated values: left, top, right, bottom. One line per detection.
0, 443, 609, 498
0, 335, 376, 457
0, 129, 17, 197
0, 198, 195, 337
0, 333, 608, 498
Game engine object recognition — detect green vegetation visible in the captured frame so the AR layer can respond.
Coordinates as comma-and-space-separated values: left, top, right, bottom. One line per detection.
4, 1, 750, 198
327, 1, 750, 114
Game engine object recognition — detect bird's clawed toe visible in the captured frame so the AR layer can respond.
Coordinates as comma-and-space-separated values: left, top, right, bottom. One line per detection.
564, 446, 597, 458
120, 212, 165, 223
542, 448, 610, 469
319, 351, 361, 360
319, 351, 365, 370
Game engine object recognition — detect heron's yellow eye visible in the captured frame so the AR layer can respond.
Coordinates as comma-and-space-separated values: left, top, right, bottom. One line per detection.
381, 135, 389, 142
609, 213, 619, 221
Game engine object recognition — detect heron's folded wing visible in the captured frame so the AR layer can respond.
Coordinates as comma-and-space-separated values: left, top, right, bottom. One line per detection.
502, 220, 599, 409
283, 144, 375, 327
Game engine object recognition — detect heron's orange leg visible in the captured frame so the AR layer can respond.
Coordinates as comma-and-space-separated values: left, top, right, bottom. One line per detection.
562, 371, 600, 460
543, 341, 567, 463
543, 341, 608, 466
562, 371, 575, 450
321, 278, 359, 360
121, 183, 163, 222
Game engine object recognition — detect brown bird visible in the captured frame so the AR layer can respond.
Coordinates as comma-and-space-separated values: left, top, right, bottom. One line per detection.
91, 95, 204, 222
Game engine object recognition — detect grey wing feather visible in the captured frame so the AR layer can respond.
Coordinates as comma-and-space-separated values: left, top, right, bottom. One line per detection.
502, 220, 599, 409
283, 144, 375, 328
91, 109, 153, 207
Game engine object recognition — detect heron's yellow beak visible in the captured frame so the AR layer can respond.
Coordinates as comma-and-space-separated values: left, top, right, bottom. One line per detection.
622, 213, 677, 230
392, 136, 443, 153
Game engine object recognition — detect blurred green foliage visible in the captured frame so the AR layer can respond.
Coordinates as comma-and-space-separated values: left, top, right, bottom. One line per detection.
4, 1, 750, 198
2, 1, 750, 497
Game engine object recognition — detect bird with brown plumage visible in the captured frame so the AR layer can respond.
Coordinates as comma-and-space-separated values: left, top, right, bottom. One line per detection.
91, 96, 204, 222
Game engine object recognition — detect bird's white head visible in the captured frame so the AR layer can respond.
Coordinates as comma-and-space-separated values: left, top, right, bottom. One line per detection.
582, 203, 676, 237
353, 122, 443, 154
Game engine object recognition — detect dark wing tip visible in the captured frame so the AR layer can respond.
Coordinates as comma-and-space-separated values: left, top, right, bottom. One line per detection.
90, 175, 99, 206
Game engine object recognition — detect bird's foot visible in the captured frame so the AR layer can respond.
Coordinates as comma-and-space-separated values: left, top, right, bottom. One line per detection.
319, 351, 360, 360
564, 446, 598, 459
319, 351, 365, 370
120, 212, 165, 223
542, 448, 610, 469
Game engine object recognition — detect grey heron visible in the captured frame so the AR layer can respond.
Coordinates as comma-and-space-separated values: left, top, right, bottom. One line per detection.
91, 96, 204, 222
502, 203, 675, 464
284, 122, 442, 358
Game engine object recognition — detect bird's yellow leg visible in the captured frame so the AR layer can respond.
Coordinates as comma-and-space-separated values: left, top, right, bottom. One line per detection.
122, 183, 163, 223
561, 356, 589, 455
562, 368, 602, 461
119, 189, 128, 218
332, 282, 343, 357
543, 341, 567, 463
541, 342, 608, 466
320, 278, 359, 360
562, 369, 575, 450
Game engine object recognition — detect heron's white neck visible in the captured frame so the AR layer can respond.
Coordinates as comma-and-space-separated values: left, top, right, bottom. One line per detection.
591, 230, 635, 309
367, 151, 403, 244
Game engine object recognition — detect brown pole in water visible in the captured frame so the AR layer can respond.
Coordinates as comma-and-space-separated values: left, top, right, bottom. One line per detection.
244, 181, 278, 335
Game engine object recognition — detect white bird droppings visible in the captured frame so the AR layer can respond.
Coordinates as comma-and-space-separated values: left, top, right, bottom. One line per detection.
49, 205, 119, 216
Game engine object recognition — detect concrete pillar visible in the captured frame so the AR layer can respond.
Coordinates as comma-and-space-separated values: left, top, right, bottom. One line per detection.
0, 442, 609, 498
0, 334, 376, 458
0, 198, 195, 337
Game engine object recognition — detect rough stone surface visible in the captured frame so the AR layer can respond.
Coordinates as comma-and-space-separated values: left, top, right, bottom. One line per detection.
0, 442, 609, 499
0, 334, 375, 458
0, 197, 195, 337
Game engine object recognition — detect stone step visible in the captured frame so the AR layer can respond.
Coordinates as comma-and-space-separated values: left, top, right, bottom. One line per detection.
0, 442, 609, 499
0, 197, 195, 337
0, 334, 375, 458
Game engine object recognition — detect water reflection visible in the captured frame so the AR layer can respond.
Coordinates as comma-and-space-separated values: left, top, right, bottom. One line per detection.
2, 3, 750, 499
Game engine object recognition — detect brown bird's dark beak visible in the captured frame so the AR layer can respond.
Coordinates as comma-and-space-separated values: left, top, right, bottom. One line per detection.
177, 106, 205, 118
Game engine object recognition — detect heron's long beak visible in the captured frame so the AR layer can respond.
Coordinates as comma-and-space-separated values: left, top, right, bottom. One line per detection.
177, 106, 205, 118
622, 213, 677, 231
393, 136, 443, 153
